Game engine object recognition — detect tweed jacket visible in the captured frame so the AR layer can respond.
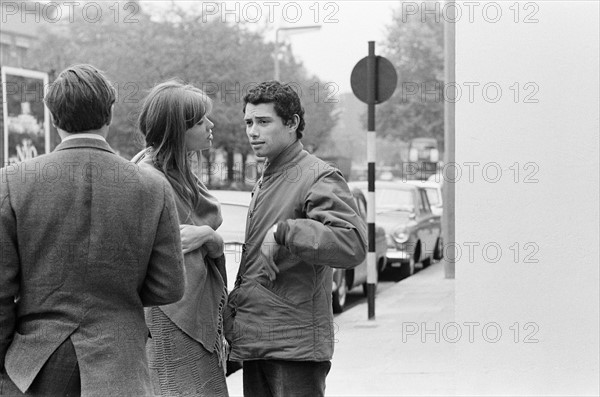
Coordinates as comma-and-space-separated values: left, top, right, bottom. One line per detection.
0, 137, 185, 396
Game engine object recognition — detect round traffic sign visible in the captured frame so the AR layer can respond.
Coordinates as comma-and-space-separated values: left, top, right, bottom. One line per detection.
351, 56, 397, 104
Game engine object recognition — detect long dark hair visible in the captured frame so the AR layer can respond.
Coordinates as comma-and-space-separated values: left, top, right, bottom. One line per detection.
138, 80, 212, 209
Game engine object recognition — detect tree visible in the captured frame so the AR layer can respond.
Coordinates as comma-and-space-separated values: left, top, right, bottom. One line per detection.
24, 1, 339, 185
376, 2, 445, 150
24, 1, 157, 157
276, 44, 338, 154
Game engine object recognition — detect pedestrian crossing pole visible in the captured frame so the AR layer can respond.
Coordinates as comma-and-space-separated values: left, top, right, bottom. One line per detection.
366, 41, 377, 319
351, 41, 397, 320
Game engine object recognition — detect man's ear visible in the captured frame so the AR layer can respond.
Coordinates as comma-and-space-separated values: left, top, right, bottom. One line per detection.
107, 104, 114, 126
287, 114, 300, 132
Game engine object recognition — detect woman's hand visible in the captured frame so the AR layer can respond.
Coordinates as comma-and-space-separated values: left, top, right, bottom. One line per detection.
205, 232, 224, 258
179, 224, 224, 258
180, 224, 206, 254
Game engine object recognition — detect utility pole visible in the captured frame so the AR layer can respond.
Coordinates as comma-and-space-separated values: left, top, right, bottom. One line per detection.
443, 2, 456, 279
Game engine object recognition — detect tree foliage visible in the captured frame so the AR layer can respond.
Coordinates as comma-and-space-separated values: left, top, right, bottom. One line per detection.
376, 2, 445, 149
25, 1, 337, 172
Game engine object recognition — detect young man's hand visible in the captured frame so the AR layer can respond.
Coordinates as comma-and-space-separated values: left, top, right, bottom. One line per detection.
260, 225, 280, 281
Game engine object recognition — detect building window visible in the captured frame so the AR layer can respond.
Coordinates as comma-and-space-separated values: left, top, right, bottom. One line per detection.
15, 45, 28, 68
1, 43, 14, 65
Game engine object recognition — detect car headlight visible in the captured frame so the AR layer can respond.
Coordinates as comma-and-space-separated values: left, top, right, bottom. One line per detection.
392, 228, 409, 243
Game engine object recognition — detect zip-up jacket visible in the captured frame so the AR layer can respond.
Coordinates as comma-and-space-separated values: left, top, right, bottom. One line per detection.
225, 141, 367, 361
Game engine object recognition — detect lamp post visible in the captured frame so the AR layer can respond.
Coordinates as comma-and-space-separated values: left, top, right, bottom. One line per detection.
274, 25, 321, 81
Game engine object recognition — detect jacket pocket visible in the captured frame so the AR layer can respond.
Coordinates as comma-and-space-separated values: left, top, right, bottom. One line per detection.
227, 279, 310, 346
252, 280, 298, 308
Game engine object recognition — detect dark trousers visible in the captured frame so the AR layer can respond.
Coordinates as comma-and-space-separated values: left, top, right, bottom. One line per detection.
1, 338, 80, 397
242, 359, 331, 397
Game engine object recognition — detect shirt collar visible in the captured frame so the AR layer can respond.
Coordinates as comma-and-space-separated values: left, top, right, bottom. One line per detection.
62, 133, 107, 142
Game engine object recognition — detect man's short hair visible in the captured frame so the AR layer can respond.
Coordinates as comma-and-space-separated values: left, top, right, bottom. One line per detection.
242, 81, 305, 139
44, 64, 116, 133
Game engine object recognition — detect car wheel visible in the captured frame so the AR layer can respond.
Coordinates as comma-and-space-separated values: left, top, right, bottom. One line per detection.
422, 257, 432, 268
433, 237, 443, 260
398, 256, 415, 280
332, 270, 347, 314
377, 257, 386, 274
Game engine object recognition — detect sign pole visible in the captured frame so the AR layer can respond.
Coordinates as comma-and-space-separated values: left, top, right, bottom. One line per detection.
366, 41, 377, 319
351, 41, 397, 320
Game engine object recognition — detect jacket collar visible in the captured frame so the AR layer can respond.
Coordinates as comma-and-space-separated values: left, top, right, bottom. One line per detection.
54, 136, 116, 155
263, 140, 305, 178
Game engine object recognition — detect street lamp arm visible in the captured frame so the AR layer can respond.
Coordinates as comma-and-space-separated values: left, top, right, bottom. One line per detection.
274, 25, 322, 81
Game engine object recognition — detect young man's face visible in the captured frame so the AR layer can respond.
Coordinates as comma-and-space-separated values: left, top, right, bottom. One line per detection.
244, 102, 297, 162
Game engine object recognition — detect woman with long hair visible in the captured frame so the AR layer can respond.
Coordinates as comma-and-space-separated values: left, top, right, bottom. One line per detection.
132, 80, 229, 397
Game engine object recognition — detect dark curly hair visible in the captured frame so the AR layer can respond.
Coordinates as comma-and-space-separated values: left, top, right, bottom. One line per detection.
242, 81, 305, 139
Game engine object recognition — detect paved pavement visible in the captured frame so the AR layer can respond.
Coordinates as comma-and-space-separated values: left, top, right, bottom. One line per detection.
226, 261, 455, 396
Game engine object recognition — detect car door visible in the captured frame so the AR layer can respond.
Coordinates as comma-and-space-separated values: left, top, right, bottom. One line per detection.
424, 186, 442, 216
418, 188, 439, 257
412, 188, 428, 250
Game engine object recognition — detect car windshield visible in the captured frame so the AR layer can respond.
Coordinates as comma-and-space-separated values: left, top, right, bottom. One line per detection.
376, 189, 414, 212
424, 188, 440, 206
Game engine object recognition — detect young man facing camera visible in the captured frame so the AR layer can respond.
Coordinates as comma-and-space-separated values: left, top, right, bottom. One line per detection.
226, 81, 367, 397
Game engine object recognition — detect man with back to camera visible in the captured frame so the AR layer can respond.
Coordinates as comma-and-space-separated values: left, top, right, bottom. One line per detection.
0, 64, 185, 396
225, 81, 367, 397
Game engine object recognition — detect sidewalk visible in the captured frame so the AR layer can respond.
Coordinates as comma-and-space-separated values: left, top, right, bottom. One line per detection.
226, 262, 455, 396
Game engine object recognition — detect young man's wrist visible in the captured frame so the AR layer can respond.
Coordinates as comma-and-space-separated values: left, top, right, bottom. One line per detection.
270, 224, 278, 239
272, 221, 288, 245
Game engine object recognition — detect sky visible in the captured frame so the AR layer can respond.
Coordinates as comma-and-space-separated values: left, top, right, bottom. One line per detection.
268, 1, 399, 93
140, 1, 399, 94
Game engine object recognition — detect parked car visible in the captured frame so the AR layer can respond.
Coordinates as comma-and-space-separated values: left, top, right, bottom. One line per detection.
427, 171, 444, 183
331, 188, 387, 313
406, 180, 443, 217
349, 181, 443, 279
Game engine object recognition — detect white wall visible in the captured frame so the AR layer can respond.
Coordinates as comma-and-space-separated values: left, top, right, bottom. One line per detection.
455, 1, 599, 394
